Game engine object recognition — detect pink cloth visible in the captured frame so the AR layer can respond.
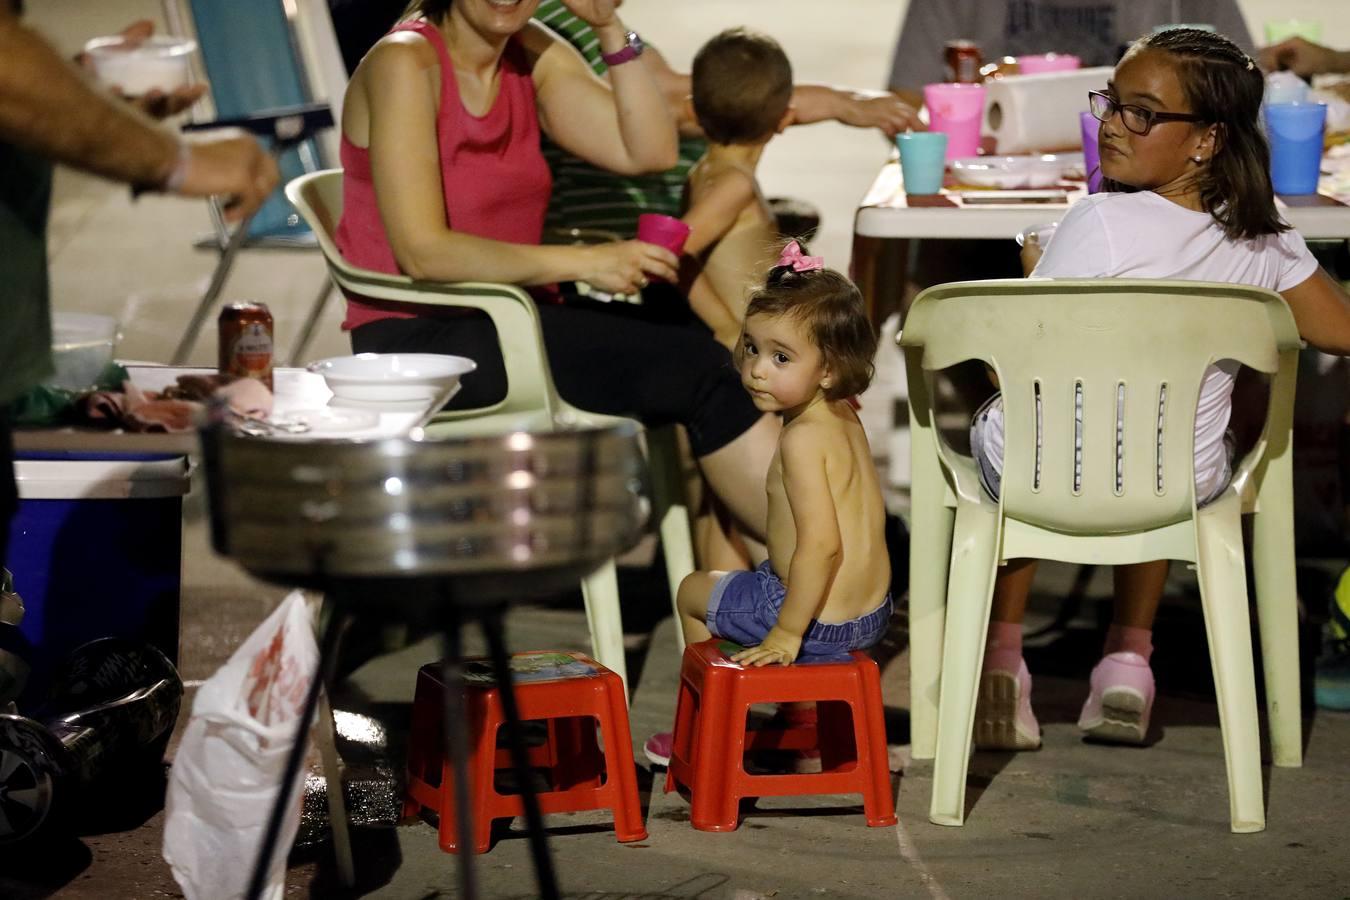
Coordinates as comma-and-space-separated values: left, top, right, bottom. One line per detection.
335, 19, 552, 331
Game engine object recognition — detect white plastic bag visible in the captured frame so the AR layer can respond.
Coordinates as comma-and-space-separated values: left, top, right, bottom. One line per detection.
163, 590, 319, 900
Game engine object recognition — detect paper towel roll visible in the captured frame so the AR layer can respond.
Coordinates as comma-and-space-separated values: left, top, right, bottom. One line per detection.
983, 67, 1112, 154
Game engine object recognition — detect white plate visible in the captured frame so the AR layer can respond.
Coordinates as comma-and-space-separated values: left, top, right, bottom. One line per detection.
951, 153, 1082, 189
308, 353, 476, 404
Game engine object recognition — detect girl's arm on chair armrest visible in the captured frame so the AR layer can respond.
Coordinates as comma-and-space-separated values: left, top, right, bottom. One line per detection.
1280, 267, 1350, 355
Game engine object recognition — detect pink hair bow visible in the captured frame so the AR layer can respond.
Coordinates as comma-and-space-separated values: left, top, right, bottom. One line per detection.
777, 240, 824, 273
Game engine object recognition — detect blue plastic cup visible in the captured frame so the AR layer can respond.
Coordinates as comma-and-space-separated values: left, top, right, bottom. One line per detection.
1265, 102, 1327, 195
896, 132, 948, 195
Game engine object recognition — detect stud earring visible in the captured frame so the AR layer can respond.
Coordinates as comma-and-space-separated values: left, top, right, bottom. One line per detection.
1191, 155, 1204, 163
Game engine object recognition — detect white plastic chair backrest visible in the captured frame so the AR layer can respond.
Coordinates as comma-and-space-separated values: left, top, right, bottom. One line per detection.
901, 279, 1301, 534
284, 169, 564, 420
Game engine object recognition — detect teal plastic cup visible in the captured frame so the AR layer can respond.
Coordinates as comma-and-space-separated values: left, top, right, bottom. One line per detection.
897, 132, 948, 195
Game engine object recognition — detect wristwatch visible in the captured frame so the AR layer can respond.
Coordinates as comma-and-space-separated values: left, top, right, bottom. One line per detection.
600, 30, 644, 67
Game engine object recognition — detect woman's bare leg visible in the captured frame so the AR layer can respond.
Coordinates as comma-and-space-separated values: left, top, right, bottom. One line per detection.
696, 413, 779, 542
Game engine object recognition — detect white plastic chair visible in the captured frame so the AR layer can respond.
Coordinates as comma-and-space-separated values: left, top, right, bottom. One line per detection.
899, 279, 1303, 833
284, 169, 696, 690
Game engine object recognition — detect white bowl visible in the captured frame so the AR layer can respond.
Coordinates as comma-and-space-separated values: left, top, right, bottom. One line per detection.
83, 35, 196, 96
49, 312, 119, 391
951, 154, 1078, 189
308, 353, 477, 405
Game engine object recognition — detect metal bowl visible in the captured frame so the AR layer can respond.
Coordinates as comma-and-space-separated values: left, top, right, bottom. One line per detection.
200, 420, 649, 598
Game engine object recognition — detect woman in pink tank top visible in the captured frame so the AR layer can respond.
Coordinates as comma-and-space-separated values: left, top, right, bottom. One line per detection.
336, 0, 782, 546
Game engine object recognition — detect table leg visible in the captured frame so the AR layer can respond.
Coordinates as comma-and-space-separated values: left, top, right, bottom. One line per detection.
850, 233, 910, 333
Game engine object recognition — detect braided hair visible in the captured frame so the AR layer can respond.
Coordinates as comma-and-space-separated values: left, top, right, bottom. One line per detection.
1106, 27, 1286, 240
739, 250, 877, 402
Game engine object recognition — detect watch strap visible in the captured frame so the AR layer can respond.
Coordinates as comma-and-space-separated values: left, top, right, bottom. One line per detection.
600, 31, 643, 67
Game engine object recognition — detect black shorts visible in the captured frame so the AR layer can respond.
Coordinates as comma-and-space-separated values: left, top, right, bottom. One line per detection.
350, 299, 762, 458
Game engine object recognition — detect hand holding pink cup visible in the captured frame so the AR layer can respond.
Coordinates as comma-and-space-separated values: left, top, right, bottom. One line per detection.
636, 213, 691, 284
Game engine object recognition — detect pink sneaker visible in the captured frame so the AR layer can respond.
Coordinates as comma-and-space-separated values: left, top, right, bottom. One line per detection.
1078, 651, 1155, 744
643, 731, 673, 767
974, 649, 1041, 750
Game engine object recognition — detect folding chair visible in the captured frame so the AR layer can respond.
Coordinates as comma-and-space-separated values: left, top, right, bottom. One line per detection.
162, 0, 344, 366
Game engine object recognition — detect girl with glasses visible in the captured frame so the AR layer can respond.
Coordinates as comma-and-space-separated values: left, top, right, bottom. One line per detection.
969, 27, 1350, 751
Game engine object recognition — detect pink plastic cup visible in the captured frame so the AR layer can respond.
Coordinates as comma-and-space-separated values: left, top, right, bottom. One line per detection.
1015, 53, 1081, 74
923, 83, 986, 161
636, 213, 690, 284
636, 213, 691, 256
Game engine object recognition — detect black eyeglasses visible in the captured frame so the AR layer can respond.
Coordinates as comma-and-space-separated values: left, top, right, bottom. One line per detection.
1088, 90, 1207, 136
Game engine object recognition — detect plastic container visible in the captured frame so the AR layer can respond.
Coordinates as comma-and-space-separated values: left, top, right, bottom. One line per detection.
83, 34, 197, 96
636, 213, 691, 256
6, 453, 190, 689
897, 132, 948, 195
49, 311, 119, 391
1265, 102, 1327, 195
1015, 53, 1080, 74
924, 83, 986, 160
1080, 111, 1103, 193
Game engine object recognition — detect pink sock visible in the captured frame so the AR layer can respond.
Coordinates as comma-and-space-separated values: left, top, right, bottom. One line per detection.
986, 620, 1023, 655
1104, 624, 1154, 661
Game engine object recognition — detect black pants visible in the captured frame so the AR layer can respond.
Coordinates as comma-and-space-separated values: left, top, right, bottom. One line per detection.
351, 298, 763, 458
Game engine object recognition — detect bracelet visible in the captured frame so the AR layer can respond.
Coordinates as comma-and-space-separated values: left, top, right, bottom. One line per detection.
161, 138, 191, 194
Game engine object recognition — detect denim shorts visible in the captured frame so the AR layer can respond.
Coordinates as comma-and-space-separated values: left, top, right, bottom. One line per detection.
705, 561, 893, 663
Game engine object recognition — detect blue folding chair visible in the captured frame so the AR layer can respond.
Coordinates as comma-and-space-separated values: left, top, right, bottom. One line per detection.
163, 0, 341, 365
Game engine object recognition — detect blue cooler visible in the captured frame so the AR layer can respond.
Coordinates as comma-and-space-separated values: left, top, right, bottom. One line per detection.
6, 453, 190, 683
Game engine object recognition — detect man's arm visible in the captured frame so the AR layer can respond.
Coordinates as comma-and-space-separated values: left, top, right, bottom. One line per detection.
790, 84, 923, 137
0, 7, 277, 217
641, 44, 922, 138
1259, 36, 1350, 77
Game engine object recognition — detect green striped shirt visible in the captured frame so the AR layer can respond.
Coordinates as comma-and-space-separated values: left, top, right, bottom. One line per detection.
533, 0, 704, 238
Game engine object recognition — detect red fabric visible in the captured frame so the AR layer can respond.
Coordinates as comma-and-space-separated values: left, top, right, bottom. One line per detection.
335, 19, 552, 330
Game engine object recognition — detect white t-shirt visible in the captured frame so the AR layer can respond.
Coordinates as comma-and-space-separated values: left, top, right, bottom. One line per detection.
976, 190, 1318, 501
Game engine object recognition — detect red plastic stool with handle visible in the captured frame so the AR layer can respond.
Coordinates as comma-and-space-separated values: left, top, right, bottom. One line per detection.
664, 639, 896, 831
405, 650, 647, 852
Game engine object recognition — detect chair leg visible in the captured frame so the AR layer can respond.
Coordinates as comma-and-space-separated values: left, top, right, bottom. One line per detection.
908, 427, 955, 761
316, 691, 356, 887
171, 216, 251, 365
286, 277, 337, 366
1250, 453, 1303, 769
855, 662, 899, 827
929, 500, 1002, 827
648, 426, 695, 653
581, 560, 628, 696
1195, 500, 1266, 833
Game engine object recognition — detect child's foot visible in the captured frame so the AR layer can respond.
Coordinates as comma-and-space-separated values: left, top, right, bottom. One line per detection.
643, 731, 673, 767
1078, 651, 1155, 744
974, 650, 1041, 750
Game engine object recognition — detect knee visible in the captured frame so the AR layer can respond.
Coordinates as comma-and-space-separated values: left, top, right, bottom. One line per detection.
676, 573, 704, 615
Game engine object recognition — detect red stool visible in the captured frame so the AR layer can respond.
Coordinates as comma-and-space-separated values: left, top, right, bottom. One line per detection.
665, 639, 896, 831
405, 650, 647, 853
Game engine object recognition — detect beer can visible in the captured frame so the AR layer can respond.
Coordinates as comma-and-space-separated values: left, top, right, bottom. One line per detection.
944, 40, 983, 84
218, 302, 274, 390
